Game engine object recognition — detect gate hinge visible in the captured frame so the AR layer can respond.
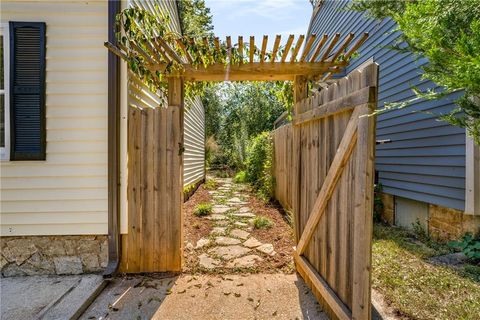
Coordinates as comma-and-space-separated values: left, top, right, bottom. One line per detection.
178, 143, 185, 156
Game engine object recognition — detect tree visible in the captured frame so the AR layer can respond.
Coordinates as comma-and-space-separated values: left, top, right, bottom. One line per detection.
177, 0, 214, 38
351, 0, 480, 144
202, 82, 289, 169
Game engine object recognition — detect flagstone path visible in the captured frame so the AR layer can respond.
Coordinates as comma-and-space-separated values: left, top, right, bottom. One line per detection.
184, 176, 290, 272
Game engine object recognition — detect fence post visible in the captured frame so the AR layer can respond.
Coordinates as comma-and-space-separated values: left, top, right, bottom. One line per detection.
292, 75, 308, 243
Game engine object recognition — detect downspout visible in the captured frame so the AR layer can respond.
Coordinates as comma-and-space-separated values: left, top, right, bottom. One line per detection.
104, 0, 121, 277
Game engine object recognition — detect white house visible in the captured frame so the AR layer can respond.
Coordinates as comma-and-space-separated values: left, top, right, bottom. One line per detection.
0, 0, 205, 276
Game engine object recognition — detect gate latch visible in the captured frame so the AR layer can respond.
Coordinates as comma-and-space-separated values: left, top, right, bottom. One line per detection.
178, 143, 185, 156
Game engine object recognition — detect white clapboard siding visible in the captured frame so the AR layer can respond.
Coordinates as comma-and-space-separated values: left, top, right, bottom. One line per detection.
184, 96, 205, 186
0, 0, 108, 236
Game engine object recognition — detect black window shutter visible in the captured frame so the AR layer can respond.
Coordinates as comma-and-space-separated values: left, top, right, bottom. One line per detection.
9, 22, 46, 160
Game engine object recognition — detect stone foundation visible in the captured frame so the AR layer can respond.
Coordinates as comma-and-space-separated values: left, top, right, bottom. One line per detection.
0, 235, 107, 277
379, 192, 395, 225
428, 205, 480, 241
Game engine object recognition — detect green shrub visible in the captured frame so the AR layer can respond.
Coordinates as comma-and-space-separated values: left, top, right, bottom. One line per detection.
203, 179, 217, 190
373, 184, 384, 223
194, 203, 213, 216
234, 171, 247, 183
253, 216, 273, 229
244, 132, 274, 200
183, 183, 195, 194
449, 233, 480, 263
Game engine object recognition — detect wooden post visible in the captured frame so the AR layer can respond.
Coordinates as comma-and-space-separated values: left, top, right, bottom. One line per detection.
292, 75, 308, 242
167, 77, 185, 271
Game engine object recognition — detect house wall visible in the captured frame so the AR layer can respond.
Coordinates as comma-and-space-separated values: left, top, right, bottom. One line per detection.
308, 0, 467, 211
0, 0, 109, 236
183, 96, 205, 187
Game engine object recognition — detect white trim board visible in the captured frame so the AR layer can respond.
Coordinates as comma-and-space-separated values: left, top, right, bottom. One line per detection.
465, 133, 479, 215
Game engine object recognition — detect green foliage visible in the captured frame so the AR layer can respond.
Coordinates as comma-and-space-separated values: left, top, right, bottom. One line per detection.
183, 183, 195, 194
449, 233, 480, 263
203, 179, 217, 190
350, 0, 480, 144
412, 218, 430, 242
373, 184, 384, 223
253, 216, 274, 229
244, 132, 275, 200
177, 0, 214, 38
203, 82, 288, 169
234, 171, 247, 183
194, 203, 213, 216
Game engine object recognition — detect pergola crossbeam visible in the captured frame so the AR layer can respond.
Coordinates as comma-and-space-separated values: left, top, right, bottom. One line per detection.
105, 32, 369, 82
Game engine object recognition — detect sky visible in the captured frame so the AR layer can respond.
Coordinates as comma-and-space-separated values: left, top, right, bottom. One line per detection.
205, 0, 314, 49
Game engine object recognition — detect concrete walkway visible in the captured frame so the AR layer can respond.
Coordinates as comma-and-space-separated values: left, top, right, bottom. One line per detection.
80, 273, 328, 320
0, 274, 105, 320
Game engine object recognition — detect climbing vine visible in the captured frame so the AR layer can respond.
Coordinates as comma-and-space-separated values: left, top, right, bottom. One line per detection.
114, 6, 293, 102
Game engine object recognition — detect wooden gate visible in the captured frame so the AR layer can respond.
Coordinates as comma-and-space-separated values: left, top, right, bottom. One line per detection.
120, 78, 184, 273
284, 63, 378, 320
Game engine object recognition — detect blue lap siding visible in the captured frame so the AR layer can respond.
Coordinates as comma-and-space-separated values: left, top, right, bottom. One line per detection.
307, 0, 466, 210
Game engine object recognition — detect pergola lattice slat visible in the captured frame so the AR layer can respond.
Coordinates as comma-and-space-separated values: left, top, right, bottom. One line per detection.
105, 32, 369, 82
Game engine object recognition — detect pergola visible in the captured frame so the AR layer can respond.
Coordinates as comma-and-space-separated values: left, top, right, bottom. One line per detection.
105, 32, 368, 82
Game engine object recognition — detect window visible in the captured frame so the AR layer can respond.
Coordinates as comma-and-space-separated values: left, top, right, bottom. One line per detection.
9, 22, 46, 161
0, 23, 10, 160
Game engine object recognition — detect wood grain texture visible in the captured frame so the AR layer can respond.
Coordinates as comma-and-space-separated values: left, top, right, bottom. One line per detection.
273, 63, 378, 320
120, 78, 184, 273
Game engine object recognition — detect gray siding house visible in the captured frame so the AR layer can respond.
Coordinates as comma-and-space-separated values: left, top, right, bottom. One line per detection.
306, 0, 479, 238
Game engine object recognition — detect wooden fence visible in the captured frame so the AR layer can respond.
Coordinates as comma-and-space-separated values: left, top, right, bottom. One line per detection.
273, 63, 378, 320
272, 124, 293, 210
120, 78, 184, 273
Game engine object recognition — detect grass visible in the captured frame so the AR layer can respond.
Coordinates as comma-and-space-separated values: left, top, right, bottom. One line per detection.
193, 203, 213, 217
252, 216, 273, 229
372, 224, 480, 320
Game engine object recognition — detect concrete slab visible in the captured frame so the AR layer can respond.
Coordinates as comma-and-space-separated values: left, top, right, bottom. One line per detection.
79, 274, 327, 320
0, 274, 105, 320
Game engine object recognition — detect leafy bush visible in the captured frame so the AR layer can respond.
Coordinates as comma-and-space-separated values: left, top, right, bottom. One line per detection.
183, 183, 195, 194
205, 136, 220, 167
449, 233, 480, 263
234, 171, 247, 183
194, 203, 213, 216
244, 132, 274, 200
203, 179, 217, 190
373, 184, 384, 223
253, 216, 274, 229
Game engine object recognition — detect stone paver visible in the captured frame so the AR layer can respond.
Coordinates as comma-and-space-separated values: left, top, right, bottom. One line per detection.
232, 212, 256, 218
195, 238, 210, 249
234, 221, 248, 228
256, 243, 276, 256
208, 245, 251, 260
199, 254, 221, 269
193, 176, 278, 270
210, 227, 226, 235
227, 254, 263, 268
215, 237, 242, 246
212, 205, 230, 214
230, 228, 250, 240
243, 237, 263, 248
207, 214, 228, 221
